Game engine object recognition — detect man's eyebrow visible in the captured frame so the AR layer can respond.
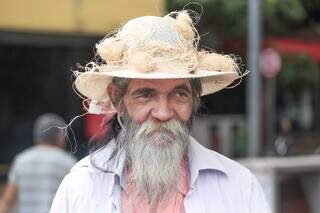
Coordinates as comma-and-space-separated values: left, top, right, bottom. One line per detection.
130, 84, 191, 96
173, 84, 192, 93
131, 88, 156, 96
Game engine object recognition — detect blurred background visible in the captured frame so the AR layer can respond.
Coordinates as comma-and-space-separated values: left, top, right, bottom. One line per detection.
0, 0, 319, 212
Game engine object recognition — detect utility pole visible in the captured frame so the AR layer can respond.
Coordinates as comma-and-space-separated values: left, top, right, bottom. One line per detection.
247, 0, 262, 156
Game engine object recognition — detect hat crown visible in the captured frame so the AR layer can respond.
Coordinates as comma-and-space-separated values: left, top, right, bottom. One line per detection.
75, 11, 241, 105
119, 16, 181, 49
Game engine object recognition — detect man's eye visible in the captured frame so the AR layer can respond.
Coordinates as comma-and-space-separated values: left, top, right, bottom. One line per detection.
177, 91, 188, 97
174, 90, 189, 97
137, 92, 154, 99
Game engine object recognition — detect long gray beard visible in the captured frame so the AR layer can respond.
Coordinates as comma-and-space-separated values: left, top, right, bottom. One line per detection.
117, 115, 190, 210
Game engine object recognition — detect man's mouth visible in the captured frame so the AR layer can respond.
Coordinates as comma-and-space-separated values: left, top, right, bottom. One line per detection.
147, 129, 176, 147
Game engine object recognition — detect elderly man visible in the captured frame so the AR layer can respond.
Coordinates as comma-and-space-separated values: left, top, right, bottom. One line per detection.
50, 11, 270, 213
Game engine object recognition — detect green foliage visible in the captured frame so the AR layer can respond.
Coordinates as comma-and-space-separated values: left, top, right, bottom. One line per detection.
167, 0, 248, 36
167, 0, 311, 36
278, 54, 318, 98
264, 0, 307, 34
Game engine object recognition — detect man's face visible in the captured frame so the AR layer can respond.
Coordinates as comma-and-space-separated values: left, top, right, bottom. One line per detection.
108, 79, 194, 207
122, 79, 194, 123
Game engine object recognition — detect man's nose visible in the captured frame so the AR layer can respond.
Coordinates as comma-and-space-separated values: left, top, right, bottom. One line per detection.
151, 96, 174, 121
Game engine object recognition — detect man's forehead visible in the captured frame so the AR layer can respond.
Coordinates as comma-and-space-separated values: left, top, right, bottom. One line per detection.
126, 79, 191, 93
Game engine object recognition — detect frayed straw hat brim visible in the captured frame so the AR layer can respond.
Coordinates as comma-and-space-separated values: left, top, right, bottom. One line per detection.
74, 69, 239, 101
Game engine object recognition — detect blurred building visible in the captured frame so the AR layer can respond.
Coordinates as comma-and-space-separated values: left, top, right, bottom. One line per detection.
0, 0, 164, 174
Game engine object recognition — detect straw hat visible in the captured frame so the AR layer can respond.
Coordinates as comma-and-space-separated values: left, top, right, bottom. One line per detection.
74, 11, 241, 105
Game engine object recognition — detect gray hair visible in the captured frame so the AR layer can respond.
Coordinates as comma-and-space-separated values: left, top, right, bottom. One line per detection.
33, 113, 66, 144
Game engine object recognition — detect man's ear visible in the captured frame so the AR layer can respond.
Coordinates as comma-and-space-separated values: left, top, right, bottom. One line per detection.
107, 83, 118, 108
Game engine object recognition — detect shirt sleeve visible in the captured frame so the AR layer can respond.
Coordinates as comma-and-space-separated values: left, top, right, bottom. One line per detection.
249, 174, 272, 213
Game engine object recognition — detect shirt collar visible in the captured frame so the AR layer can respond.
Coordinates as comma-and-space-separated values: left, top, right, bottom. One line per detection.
188, 136, 228, 188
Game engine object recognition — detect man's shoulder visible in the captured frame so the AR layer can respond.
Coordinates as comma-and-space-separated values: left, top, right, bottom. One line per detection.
59, 156, 93, 192
70, 155, 91, 172
66, 152, 106, 181
190, 139, 259, 196
63, 142, 123, 188
189, 139, 271, 212
52, 153, 118, 212
14, 146, 73, 160
52, 158, 94, 208
189, 138, 252, 179
12, 146, 38, 163
208, 149, 252, 178
57, 153, 116, 199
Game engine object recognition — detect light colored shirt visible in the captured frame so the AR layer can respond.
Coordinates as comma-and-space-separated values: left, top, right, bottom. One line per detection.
50, 137, 271, 213
9, 145, 77, 213
121, 160, 189, 213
